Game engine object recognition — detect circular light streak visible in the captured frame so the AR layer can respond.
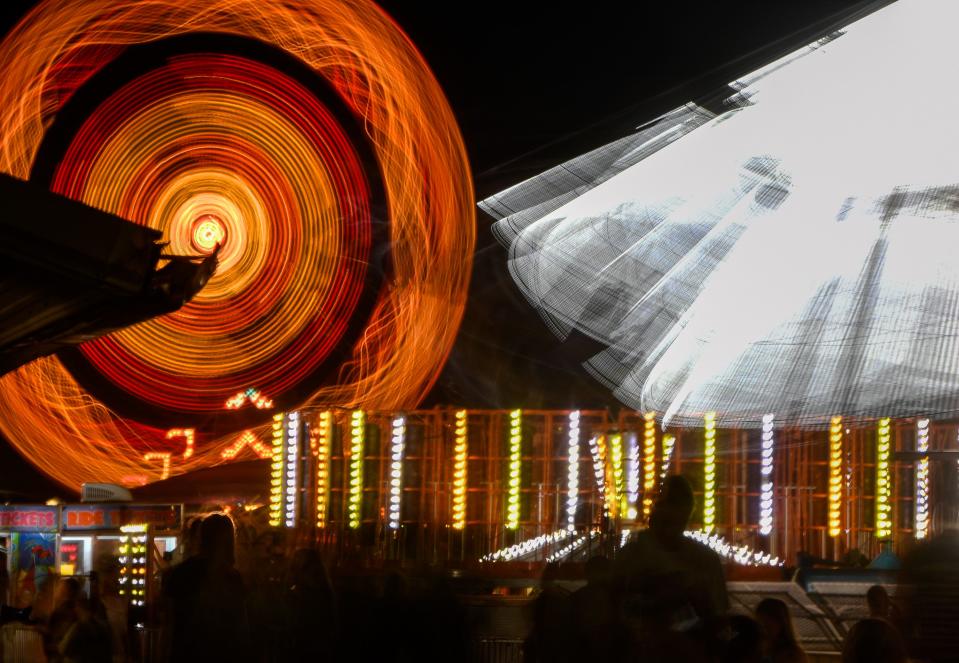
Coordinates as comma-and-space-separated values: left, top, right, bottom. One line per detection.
0, 0, 474, 489
191, 215, 226, 254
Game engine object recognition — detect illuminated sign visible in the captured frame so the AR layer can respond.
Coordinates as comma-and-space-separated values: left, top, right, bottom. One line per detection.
61, 504, 181, 531
0, 506, 59, 531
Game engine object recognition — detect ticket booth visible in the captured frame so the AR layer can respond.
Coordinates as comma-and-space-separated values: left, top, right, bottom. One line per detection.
0, 505, 59, 608
59, 504, 183, 589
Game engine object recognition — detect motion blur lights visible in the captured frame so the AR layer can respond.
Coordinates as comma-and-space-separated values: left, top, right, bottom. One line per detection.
269, 414, 284, 527
703, 412, 717, 533
915, 418, 930, 540
588, 435, 607, 514
143, 452, 171, 480
225, 388, 273, 410
284, 412, 300, 528
314, 411, 332, 528
546, 530, 599, 563
0, 0, 475, 490
190, 213, 226, 253
642, 412, 656, 519
506, 409, 522, 530
566, 411, 580, 531
685, 530, 782, 568
480, 528, 570, 562
828, 416, 843, 537
348, 411, 365, 530
660, 434, 676, 481
625, 432, 640, 521
876, 417, 892, 539
388, 416, 406, 531
483, 0, 959, 429
759, 414, 775, 536
452, 410, 468, 531
220, 430, 270, 460
166, 428, 195, 460
609, 434, 625, 517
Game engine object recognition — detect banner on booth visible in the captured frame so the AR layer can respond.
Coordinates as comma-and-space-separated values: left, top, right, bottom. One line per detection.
61, 504, 182, 531
0, 506, 59, 531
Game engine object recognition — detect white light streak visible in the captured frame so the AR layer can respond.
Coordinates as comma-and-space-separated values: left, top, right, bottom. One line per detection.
483, 1, 959, 427
480, 528, 571, 562
546, 530, 599, 563
685, 530, 783, 567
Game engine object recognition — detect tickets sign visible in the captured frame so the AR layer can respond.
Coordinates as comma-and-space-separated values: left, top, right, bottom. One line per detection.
0, 506, 59, 531
61, 504, 182, 531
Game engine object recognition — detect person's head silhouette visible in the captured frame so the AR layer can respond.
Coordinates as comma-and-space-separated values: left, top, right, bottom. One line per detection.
650, 475, 695, 545
199, 513, 236, 568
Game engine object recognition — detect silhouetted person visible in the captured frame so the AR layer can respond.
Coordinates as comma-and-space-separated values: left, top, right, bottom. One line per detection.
571, 556, 629, 660
755, 597, 807, 663
46, 577, 80, 663
614, 475, 728, 661
0, 548, 9, 605
59, 596, 111, 663
841, 618, 907, 663
162, 514, 252, 662
281, 548, 337, 661
411, 570, 470, 663
723, 614, 763, 663
92, 563, 126, 663
898, 528, 959, 661
524, 562, 573, 663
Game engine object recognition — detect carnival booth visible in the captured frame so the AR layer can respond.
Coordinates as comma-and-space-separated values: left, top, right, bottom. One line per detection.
0, 505, 59, 609
59, 503, 182, 579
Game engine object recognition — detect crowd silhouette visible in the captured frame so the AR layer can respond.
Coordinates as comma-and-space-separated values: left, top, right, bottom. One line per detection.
2, 476, 958, 662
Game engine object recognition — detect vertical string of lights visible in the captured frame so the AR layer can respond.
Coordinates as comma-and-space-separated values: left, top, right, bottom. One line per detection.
268, 412, 300, 529
284, 412, 300, 528
506, 409, 522, 531
452, 409, 468, 531
642, 412, 657, 520
118, 524, 147, 608
828, 416, 844, 537
626, 432, 640, 520
388, 415, 406, 531
915, 418, 930, 540
703, 412, 717, 533
567, 411, 580, 530
269, 413, 285, 528
315, 411, 332, 529
875, 417, 893, 539
661, 434, 676, 481
759, 414, 775, 537
610, 433, 625, 517
589, 435, 608, 515
348, 410, 365, 530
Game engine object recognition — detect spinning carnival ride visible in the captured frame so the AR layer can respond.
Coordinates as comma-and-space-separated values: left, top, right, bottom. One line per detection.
0, 0, 474, 489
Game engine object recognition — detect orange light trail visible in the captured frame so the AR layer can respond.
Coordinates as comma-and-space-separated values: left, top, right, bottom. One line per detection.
0, 0, 474, 489
220, 431, 271, 460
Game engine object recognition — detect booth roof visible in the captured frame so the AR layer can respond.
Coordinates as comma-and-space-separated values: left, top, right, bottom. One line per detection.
130, 459, 269, 505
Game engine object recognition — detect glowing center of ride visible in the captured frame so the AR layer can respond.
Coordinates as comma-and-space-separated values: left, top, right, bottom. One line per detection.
191, 214, 226, 253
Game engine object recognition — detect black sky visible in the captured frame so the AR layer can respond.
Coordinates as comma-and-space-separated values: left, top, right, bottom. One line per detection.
0, 1, 871, 494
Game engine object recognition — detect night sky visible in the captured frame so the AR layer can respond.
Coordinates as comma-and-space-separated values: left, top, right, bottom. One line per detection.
0, 1, 869, 494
